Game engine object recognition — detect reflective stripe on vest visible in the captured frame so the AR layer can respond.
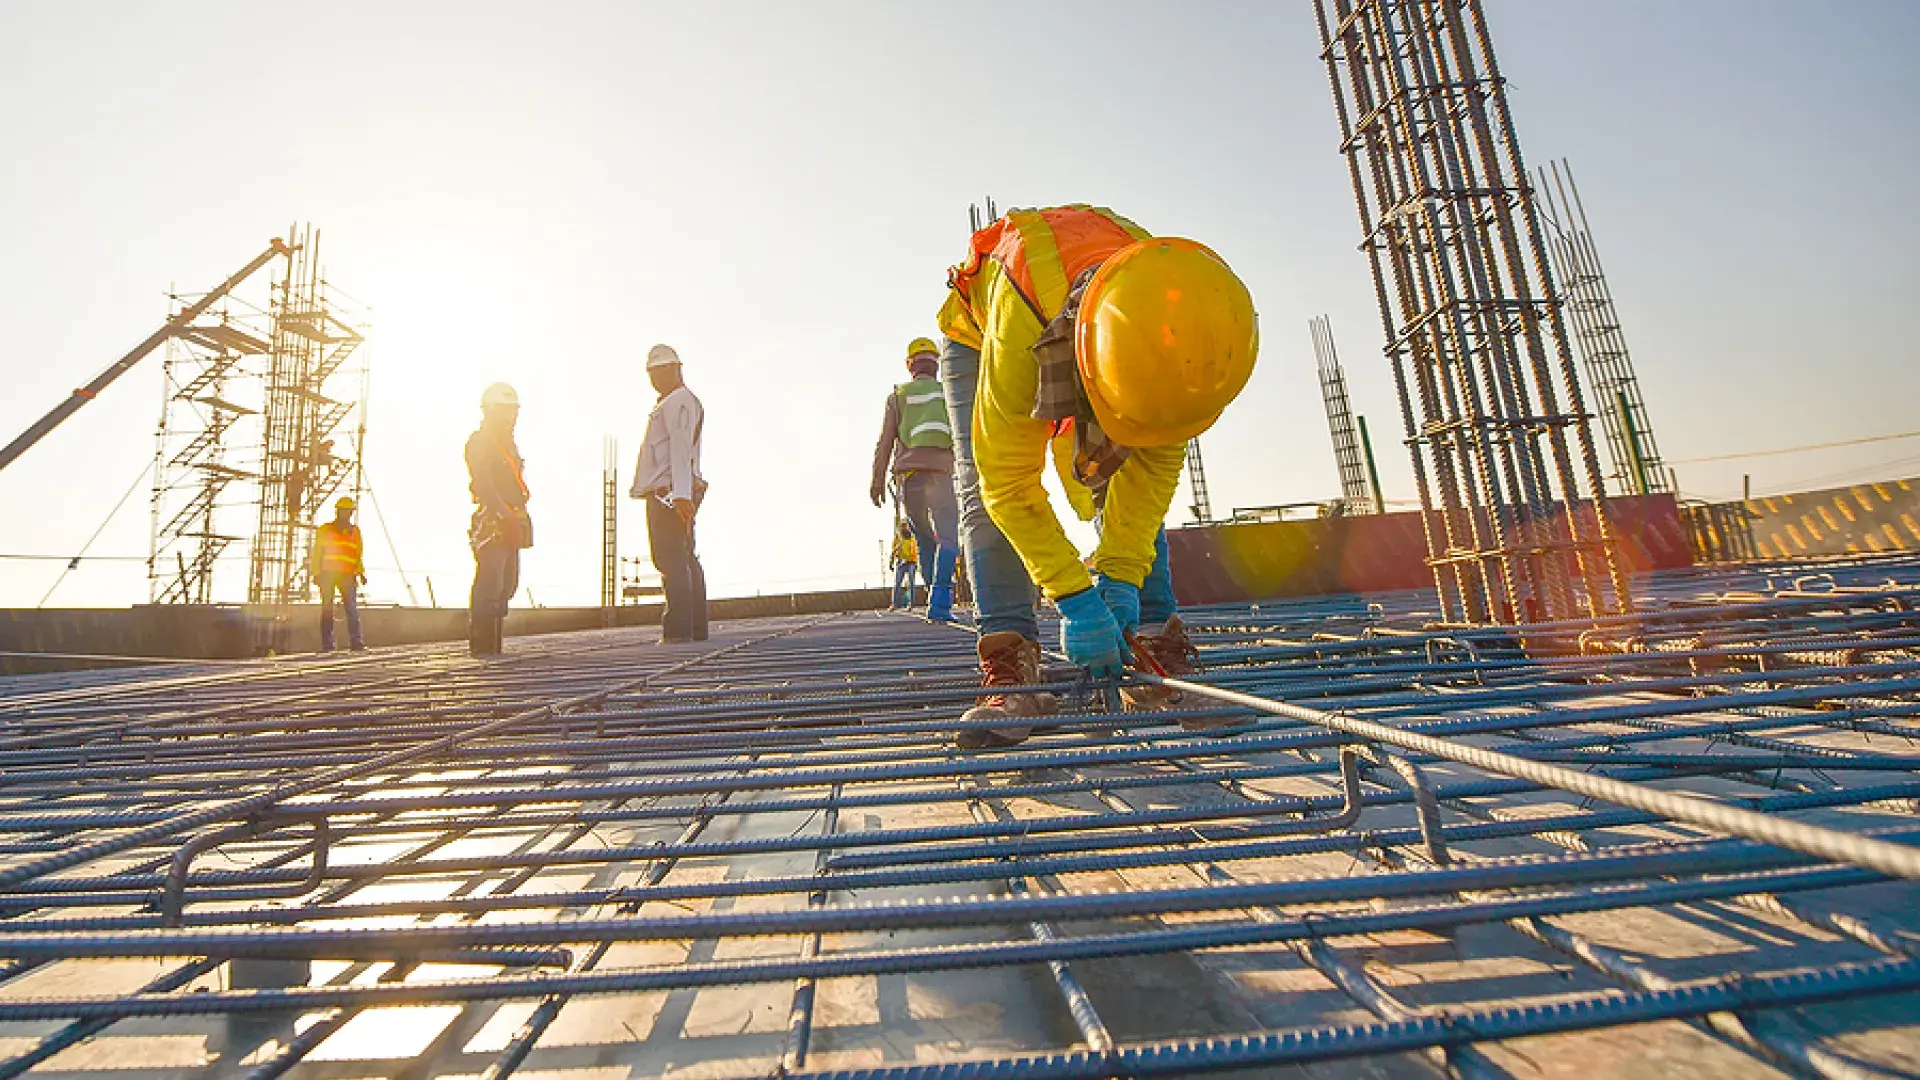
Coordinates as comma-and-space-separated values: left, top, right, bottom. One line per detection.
315, 523, 361, 575
896, 377, 953, 450
946, 205, 1151, 327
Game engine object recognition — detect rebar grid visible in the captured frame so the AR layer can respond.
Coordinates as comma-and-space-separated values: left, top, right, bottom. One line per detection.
1316, 0, 1630, 627
2, 558, 1919, 1077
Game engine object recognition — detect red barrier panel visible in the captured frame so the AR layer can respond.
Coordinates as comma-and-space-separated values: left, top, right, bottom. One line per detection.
1168, 494, 1691, 606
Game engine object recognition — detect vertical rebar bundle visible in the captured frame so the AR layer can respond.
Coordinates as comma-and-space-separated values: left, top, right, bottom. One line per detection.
602, 436, 620, 621
248, 225, 367, 606
1312, 316, 1377, 514
1185, 440, 1215, 524
1315, 0, 1630, 625
1538, 159, 1672, 497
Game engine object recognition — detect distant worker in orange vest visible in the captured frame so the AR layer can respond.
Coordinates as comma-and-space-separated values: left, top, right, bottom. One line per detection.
308, 496, 367, 652
468, 382, 533, 657
937, 205, 1259, 747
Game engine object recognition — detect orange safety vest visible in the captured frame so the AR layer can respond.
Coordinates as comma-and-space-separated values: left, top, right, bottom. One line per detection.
311, 521, 363, 577
946, 205, 1150, 329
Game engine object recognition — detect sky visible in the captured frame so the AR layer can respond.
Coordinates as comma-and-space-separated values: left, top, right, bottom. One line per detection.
1, 1, 1916, 609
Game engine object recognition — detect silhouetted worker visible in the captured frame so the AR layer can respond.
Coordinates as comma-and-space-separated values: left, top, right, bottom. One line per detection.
308, 496, 366, 652
630, 344, 708, 643
467, 382, 531, 657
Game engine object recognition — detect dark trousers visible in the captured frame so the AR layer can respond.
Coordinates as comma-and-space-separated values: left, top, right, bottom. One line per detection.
647, 498, 708, 641
899, 470, 959, 588
316, 574, 361, 650
470, 541, 520, 620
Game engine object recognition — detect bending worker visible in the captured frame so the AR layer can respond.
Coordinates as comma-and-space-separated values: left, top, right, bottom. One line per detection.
467, 382, 532, 657
631, 344, 709, 644
937, 204, 1258, 748
870, 337, 960, 621
308, 496, 366, 652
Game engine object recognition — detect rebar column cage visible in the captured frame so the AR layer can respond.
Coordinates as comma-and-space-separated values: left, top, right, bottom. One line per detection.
602, 436, 620, 620
248, 225, 367, 606
1315, 0, 1630, 625
148, 295, 273, 604
1185, 439, 1215, 524
1312, 316, 1377, 514
1537, 158, 1674, 497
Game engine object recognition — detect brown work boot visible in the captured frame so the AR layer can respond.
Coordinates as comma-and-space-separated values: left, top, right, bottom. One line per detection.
955, 632, 1059, 750
1122, 614, 1203, 710
1128, 616, 1248, 733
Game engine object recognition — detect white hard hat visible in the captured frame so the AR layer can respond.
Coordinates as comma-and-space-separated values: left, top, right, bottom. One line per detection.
481, 382, 519, 408
646, 344, 681, 370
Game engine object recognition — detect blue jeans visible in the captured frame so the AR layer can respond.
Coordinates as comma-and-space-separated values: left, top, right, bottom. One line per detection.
940, 337, 1181, 640
1141, 527, 1177, 627
317, 573, 362, 650
940, 338, 1040, 640
899, 471, 959, 589
892, 561, 916, 607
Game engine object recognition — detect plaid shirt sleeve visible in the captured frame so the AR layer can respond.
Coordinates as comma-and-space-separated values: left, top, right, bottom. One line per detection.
1029, 268, 1131, 491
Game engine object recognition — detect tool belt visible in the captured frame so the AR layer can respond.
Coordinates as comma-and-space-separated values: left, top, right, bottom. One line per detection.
470, 507, 534, 552
642, 477, 709, 512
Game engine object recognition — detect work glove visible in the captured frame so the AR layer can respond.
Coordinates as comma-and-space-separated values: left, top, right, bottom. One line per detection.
1093, 574, 1141, 633
1056, 588, 1126, 680
358, 573, 368, 586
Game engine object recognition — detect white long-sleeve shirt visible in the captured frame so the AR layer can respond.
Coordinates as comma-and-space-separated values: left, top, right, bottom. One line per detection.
630, 385, 704, 504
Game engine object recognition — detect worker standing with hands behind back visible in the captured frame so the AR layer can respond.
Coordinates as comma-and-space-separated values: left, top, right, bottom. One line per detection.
467, 382, 531, 657
870, 337, 961, 621
631, 344, 708, 644
309, 496, 366, 652
937, 205, 1258, 748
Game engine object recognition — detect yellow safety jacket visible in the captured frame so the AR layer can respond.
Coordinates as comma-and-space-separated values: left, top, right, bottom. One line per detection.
891, 534, 918, 567
309, 521, 364, 579
936, 205, 1186, 600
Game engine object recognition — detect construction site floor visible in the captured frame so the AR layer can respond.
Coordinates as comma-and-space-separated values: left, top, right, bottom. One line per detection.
2, 558, 1919, 1078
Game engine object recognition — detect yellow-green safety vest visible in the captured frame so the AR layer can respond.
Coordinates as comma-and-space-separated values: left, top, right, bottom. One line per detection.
895, 376, 953, 450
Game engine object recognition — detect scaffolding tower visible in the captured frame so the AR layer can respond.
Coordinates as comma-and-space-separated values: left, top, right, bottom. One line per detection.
1312, 316, 1379, 514
1537, 158, 1673, 497
1315, 0, 1630, 625
248, 225, 368, 606
149, 297, 272, 604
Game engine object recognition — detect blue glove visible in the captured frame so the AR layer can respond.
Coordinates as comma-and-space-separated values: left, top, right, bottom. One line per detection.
1094, 574, 1141, 632
1057, 588, 1126, 679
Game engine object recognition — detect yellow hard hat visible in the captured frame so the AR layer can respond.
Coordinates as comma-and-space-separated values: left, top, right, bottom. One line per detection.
335, 496, 356, 511
1075, 238, 1258, 447
905, 337, 938, 364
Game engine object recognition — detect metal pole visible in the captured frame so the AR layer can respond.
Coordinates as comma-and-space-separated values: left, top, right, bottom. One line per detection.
1358, 414, 1386, 515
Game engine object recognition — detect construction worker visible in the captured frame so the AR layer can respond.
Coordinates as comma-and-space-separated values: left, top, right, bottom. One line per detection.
467, 382, 531, 657
937, 205, 1258, 748
870, 337, 960, 621
890, 519, 919, 610
630, 344, 708, 643
309, 496, 366, 652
